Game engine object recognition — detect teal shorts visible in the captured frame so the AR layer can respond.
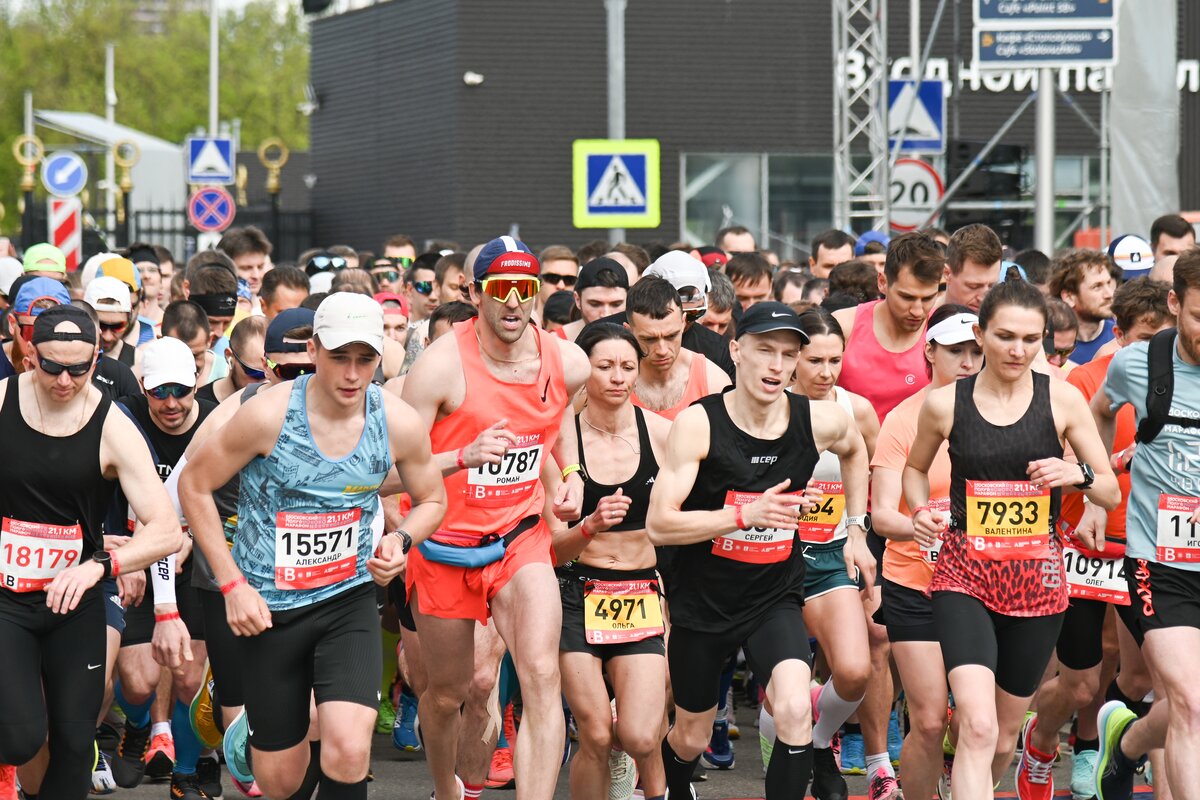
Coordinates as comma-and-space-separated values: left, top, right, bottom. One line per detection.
802, 539, 862, 599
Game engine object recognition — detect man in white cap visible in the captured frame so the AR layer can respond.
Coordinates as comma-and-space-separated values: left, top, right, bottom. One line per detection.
84, 276, 136, 367
179, 292, 446, 800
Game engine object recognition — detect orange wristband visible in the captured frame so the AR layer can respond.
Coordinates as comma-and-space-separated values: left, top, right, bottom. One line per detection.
155, 612, 181, 623
220, 576, 247, 596
734, 505, 746, 530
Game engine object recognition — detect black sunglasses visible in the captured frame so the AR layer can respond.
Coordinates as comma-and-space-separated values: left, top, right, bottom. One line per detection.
540, 272, 577, 288
411, 281, 434, 296
98, 319, 129, 333
147, 383, 193, 400
372, 269, 401, 284
231, 349, 266, 381
267, 359, 316, 381
39, 357, 92, 377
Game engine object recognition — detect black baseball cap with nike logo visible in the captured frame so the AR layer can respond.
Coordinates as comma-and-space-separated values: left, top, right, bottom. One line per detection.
735, 301, 810, 343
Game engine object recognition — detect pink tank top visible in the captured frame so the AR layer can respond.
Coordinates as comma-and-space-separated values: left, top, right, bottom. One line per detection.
837, 300, 930, 421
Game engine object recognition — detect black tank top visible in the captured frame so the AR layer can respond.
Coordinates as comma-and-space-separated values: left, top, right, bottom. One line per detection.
0, 378, 115, 598
121, 395, 217, 482
948, 372, 1063, 526
116, 341, 136, 368
671, 388, 820, 634
577, 407, 658, 531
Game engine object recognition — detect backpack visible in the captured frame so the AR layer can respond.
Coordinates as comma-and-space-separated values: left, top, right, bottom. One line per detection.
1134, 328, 1200, 444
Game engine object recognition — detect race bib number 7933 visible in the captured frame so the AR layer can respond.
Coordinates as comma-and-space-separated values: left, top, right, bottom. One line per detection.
965, 480, 1051, 561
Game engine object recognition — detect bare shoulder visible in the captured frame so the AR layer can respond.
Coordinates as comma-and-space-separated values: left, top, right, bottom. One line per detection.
704, 357, 731, 390
556, 337, 590, 387
402, 331, 463, 401
831, 305, 858, 332
667, 403, 712, 461
379, 386, 423, 431
640, 406, 673, 453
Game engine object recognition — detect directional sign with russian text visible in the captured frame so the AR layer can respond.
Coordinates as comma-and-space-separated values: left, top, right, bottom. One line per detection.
974, 0, 1117, 25
976, 26, 1116, 68
573, 139, 660, 228
41, 151, 88, 198
188, 187, 237, 233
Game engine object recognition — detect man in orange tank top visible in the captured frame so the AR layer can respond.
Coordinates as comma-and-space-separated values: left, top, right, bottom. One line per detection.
402, 236, 590, 800
626, 277, 730, 421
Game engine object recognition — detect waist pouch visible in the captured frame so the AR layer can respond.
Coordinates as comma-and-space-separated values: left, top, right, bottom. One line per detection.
418, 515, 539, 568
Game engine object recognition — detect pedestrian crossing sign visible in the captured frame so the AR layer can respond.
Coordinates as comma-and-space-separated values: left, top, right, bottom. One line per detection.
573, 139, 660, 228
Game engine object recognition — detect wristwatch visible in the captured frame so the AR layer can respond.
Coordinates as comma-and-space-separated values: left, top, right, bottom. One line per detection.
1075, 462, 1096, 490
91, 551, 113, 579
845, 514, 872, 532
391, 530, 413, 555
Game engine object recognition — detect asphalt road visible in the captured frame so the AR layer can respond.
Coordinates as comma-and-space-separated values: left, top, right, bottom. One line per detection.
106, 703, 1150, 800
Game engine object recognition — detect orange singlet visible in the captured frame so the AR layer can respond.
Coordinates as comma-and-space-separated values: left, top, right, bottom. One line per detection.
631, 352, 710, 421
407, 318, 569, 622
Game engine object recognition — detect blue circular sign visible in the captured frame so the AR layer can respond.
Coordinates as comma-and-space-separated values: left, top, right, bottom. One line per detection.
41, 151, 88, 198
187, 187, 237, 233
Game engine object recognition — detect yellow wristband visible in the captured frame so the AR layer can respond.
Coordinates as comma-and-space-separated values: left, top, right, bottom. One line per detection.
561, 463, 583, 481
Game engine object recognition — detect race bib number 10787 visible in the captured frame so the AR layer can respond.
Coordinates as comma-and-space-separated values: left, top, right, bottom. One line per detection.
466, 438, 544, 508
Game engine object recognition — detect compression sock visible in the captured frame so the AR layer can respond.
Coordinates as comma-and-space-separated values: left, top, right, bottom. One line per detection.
812, 681, 864, 749
765, 740, 812, 800
171, 701, 202, 774
866, 752, 893, 778
115, 682, 153, 729
284, 742, 323, 800
316, 775, 367, 799
661, 736, 699, 798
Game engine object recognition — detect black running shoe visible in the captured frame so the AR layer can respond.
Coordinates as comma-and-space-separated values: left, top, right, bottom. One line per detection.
196, 755, 223, 797
109, 721, 151, 788
170, 771, 209, 799
812, 745, 849, 800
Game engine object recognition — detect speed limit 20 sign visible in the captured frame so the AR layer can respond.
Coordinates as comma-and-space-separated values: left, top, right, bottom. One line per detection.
890, 158, 944, 232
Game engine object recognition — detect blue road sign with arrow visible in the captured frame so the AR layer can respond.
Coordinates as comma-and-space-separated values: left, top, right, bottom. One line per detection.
41, 151, 88, 198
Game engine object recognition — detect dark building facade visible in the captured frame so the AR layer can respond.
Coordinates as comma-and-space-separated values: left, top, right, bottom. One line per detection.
310, 0, 1199, 256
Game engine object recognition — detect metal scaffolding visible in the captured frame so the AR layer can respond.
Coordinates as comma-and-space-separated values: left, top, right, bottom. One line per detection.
832, 0, 890, 232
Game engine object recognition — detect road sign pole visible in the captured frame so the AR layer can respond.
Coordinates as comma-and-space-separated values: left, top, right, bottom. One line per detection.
1035, 67, 1056, 254
106, 44, 116, 239
209, 0, 219, 136
605, 0, 626, 245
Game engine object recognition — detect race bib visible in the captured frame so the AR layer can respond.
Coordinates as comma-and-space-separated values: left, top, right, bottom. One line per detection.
274, 509, 360, 590
796, 481, 846, 543
583, 579, 664, 644
1155, 493, 1200, 563
920, 497, 951, 565
466, 435, 544, 508
965, 480, 1051, 561
712, 491, 801, 564
0, 518, 83, 593
1062, 544, 1130, 605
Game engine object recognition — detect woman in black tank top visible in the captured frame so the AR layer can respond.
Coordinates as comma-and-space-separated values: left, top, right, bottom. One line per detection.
902, 279, 1121, 799
553, 323, 671, 799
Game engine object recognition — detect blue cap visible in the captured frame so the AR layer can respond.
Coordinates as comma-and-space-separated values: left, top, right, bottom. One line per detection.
854, 230, 890, 257
13, 276, 71, 316
265, 307, 316, 354
473, 235, 540, 282
1108, 234, 1155, 279
999, 261, 1028, 282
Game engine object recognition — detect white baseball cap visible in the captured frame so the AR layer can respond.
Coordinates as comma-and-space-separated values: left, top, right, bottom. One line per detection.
309, 270, 335, 294
926, 312, 979, 346
0, 257, 23, 296
142, 336, 198, 390
645, 250, 712, 294
80, 251, 120, 289
314, 292, 384, 355
84, 276, 133, 313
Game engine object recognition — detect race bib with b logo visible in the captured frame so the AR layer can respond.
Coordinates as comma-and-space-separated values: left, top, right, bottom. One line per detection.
0, 517, 83, 593
796, 481, 846, 544
466, 434, 544, 508
965, 480, 1051, 561
712, 491, 801, 564
274, 509, 360, 590
1155, 493, 1200, 563
920, 497, 951, 565
583, 579, 664, 644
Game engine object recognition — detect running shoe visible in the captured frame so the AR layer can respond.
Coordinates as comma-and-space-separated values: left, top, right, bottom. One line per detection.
146, 732, 176, 781
91, 747, 117, 795
887, 710, 903, 766
839, 731, 866, 775
664, 785, 698, 800
96, 721, 121, 753
170, 771, 209, 799
110, 720, 152, 788
1097, 700, 1141, 800
392, 690, 422, 752
699, 720, 734, 770
1070, 748, 1098, 800
867, 766, 901, 800
485, 746, 515, 790
1015, 714, 1056, 800
1016, 710, 1035, 751
231, 777, 263, 798
222, 711, 254, 786
191, 663, 222, 750
196, 755, 222, 798
937, 755, 953, 800
608, 748, 638, 800
375, 696, 396, 735
725, 685, 740, 740
811, 744, 849, 800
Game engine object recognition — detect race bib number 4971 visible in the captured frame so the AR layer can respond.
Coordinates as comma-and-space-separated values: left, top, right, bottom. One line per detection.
274, 509, 360, 590
466, 436, 544, 508
965, 480, 1050, 561
0, 517, 83, 593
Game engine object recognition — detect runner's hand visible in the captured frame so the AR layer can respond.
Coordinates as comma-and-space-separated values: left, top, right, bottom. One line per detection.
912, 508, 947, 549
1074, 500, 1109, 552
843, 534, 876, 592
151, 609, 194, 669
554, 472, 585, 521
1026, 458, 1084, 489
1190, 504, 1200, 526
118, 569, 146, 608
45, 559, 105, 615
1112, 443, 1136, 473
461, 419, 519, 469
368, 532, 407, 586
585, 488, 632, 535
800, 479, 825, 515
224, 582, 272, 636
741, 480, 799, 531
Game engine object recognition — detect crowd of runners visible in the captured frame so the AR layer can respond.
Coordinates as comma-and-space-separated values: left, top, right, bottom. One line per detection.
0, 212, 1197, 800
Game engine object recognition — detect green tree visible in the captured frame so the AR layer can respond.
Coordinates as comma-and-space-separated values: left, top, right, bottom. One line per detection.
0, 0, 309, 237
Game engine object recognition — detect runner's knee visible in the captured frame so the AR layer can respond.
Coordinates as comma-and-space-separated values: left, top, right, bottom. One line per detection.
955, 710, 999, 751
0, 721, 46, 767
320, 738, 371, 782
771, 691, 813, 742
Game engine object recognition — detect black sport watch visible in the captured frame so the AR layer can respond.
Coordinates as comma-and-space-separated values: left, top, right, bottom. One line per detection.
91, 551, 113, 579
391, 530, 413, 555
1075, 462, 1096, 490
